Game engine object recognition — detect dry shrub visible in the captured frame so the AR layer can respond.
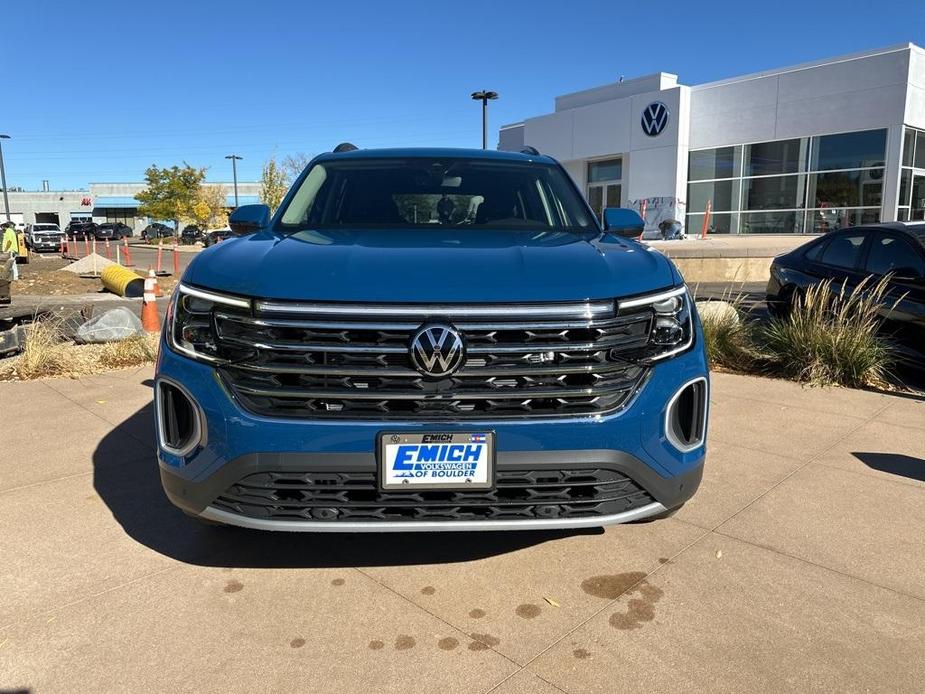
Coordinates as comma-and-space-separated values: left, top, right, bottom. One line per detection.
696, 292, 757, 371
759, 276, 894, 388
0, 317, 159, 381
98, 333, 159, 368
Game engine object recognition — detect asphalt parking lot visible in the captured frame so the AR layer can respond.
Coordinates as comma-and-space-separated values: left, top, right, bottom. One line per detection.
1, 370, 923, 693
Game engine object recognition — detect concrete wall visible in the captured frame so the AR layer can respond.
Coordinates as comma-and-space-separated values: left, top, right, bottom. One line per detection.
1, 191, 89, 228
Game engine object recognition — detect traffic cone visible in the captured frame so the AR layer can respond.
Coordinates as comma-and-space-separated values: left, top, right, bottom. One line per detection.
123, 237, 134, 267
141, 272, 160, 333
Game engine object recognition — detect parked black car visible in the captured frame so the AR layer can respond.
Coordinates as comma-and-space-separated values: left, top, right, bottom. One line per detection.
95, 222, 132, 240
64, 221, 98, 240
141, 223, 174, 242
767, 222, 925, 367
180, 225, 203, 243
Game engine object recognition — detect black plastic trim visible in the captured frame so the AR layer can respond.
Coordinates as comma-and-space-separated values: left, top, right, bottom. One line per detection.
160, 448, 703, 518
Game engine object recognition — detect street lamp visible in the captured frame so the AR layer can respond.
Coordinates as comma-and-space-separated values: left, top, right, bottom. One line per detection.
470, 90, 499, 150
0, 135, 10, 222
225, 154, 243, 208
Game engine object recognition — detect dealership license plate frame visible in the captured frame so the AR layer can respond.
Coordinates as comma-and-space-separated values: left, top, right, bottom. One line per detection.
377, 431, 496, 491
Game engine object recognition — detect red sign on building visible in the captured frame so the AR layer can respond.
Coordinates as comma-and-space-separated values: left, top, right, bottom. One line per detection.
81, 197, 93, 206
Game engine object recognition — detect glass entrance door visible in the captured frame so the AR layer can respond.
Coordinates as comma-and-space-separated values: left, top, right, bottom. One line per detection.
587, 158, 623, 223
587, 183, 621, 223
911, 175, 925, 221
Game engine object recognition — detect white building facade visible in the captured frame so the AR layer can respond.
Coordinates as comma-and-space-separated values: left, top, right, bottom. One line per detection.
2, 182, 261, 233
499, 43, 925, 234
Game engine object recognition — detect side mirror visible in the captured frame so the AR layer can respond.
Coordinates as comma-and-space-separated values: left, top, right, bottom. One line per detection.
603, 208, 645, 238
229, 204, 270, 235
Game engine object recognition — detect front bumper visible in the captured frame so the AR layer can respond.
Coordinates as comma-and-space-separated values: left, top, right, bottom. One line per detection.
155, 329, 709, 531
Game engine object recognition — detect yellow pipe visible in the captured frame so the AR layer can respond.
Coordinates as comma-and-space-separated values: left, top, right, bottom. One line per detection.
101, 264, 145, 298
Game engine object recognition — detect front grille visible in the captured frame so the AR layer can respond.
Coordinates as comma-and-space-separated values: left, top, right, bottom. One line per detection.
215, 300, 652, 419
213, 468, 656, 522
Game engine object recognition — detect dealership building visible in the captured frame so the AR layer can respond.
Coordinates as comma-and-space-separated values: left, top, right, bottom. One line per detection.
1, 182, 261, 232
499, 43, 925, 234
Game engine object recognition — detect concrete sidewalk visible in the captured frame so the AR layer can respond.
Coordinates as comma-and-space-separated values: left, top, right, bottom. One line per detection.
0, 370, 923, 693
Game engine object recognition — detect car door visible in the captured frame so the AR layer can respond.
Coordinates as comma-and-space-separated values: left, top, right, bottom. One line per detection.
861, 232, 925, 364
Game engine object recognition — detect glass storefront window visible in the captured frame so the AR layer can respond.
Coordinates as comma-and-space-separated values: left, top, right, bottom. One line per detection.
687, 179, 738, 213
685, 129, 890, 234
745, 139, 805, 176
744, 175, 806, 210
588, 158, 622, 183
685, 213, 735, 235
899, 170, 912, 208
740, 210, 802, 234
688, 147, 739, 181
916, 132, 925, 170
810, 129, 886, 171
804, 208, 879, 234
808, 169, 883, 208
898, 207, 910, 222
902, 129, 915, 167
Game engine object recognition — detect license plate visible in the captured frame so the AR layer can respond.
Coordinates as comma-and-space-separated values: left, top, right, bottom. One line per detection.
379, 432, 494, 490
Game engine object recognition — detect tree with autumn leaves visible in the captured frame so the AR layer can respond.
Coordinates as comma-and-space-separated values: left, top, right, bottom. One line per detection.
135, 164, 227, 233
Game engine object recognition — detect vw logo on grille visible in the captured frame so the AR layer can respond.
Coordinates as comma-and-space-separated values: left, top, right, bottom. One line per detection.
641, 101, 669, 137
409, 324, 465, 378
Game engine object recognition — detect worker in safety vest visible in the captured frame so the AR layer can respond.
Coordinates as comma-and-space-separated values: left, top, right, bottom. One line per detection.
1, 222, 18, 281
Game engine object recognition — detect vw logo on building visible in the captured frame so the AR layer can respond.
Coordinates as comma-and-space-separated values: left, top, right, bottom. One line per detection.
409, 324, 466, 378
641, 101, 669, 137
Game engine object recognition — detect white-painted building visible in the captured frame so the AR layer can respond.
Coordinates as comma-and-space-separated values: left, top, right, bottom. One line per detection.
1, 182, 261, 232
499, 43, 925, 234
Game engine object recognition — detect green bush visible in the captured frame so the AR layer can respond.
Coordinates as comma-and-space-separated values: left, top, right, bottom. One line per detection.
758, 276, 893, 388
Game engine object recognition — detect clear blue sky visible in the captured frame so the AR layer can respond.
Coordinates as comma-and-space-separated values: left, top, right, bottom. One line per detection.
3, 0, 923, 190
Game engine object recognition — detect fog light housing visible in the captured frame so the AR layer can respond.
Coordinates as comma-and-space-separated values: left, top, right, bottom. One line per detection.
665, 378, 708, 452
156, 379, 205, 458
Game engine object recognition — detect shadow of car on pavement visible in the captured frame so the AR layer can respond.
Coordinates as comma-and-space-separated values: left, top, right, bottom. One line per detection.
93, 400, 601, 569
852, 451, 925, 483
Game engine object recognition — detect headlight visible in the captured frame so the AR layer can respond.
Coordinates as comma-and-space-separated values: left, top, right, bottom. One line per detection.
166, 284, 251, 363
616, 286, 693, 363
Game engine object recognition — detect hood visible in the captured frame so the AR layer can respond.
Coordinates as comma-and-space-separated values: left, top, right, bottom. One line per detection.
183, 228, 678, 303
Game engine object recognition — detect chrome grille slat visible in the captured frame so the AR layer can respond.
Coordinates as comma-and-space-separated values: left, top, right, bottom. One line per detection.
215, 311, 644, 332
230, 381, 640, 401
254, 300, 615, 318
215, 300, 652, 419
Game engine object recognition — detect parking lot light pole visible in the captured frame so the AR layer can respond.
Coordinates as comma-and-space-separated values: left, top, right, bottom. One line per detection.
225, 154, 242, 208
470, 91, 499, 150
0, 135, 11, 222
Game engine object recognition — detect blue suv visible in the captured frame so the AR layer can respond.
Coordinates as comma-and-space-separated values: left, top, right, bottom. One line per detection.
155, 146, 708, 531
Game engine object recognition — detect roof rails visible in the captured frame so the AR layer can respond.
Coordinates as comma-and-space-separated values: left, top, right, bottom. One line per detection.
520, 146, 540, 156
333, 142, 359, 153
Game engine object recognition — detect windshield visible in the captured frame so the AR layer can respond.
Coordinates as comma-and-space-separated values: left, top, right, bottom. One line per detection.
279, 157, 595, 231
35, 224, 59, 231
